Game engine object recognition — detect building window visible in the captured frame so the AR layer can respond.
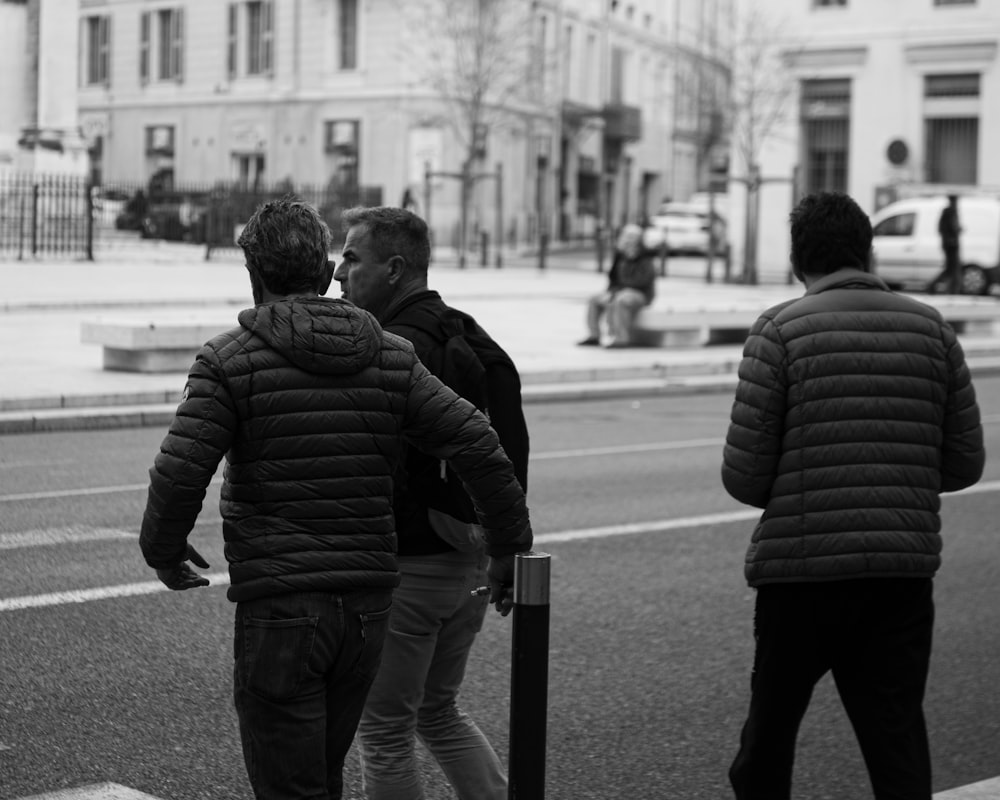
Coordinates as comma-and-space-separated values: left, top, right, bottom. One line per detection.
339, 0, 358, 70
325, 120, 360, 189
610, 46, 626, 105
246, 1, 274, 76
924, 73, 979, 184
234, 154, 266, 191
226, 2, 274, 79
800, 79, 851, 194
227, 4, 238, 79
139, 8, 184, 83
139, 12, 150, 83
82, 15, 111, 87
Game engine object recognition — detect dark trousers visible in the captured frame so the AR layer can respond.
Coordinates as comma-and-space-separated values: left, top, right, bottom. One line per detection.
730, 578, 934, 800
234, 590, 393, 800
941, 245, 962, 294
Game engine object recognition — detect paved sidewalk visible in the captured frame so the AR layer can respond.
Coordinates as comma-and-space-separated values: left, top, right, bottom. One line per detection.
3, 242, 1000, 433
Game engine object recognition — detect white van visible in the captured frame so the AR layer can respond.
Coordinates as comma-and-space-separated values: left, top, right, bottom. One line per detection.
870, 195, 1000, 295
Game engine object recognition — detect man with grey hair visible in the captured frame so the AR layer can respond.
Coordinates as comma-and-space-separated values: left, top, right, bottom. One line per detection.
139, 198, 531, 800
335, 205, 528, 800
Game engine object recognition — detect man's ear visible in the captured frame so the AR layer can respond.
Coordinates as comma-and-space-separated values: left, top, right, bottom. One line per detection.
318, 259, 335, 295
386, 255, 407, 285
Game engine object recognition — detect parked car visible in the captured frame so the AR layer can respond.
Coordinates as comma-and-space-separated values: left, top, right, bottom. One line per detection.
140, 191, 209, 242
871, 194, 1000, 295
651, 202, 728, 256
91, 186, 131, 227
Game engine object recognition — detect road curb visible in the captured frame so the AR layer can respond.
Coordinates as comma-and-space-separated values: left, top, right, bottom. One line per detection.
4, 355, 1000, 436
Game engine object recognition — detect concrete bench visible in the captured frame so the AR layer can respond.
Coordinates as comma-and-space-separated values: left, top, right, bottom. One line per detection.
634, 297, 1000, 348
81, 316, 235, 372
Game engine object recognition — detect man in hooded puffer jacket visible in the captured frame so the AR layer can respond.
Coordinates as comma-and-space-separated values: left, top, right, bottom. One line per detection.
139, 198, 532, 800
722, 191, 984, 800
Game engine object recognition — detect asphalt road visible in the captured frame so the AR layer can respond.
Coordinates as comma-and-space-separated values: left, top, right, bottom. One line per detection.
1, 381, 998, 800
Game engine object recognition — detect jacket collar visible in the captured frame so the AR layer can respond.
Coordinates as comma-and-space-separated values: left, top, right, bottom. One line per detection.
381, 286, 441, 324
804, 268, 890, 296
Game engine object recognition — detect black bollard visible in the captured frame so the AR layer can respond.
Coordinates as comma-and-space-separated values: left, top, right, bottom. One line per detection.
508, 551, 551, 800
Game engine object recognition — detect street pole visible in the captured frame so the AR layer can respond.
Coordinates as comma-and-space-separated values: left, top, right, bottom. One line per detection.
508, 551, 551, 800
495, 161, 503, 269
424, 161, 433, 263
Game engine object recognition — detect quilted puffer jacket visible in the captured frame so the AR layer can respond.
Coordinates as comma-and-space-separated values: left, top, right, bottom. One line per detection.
140, 297, 531, 602
722, 269, 984, 587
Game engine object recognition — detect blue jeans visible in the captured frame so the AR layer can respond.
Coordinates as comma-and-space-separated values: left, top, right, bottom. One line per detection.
358, 551, 506, 800
234, 590, 393, 800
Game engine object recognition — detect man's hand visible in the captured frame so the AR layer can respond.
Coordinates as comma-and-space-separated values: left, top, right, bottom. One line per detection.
155, 543, 211, 590
487, 555, 516, 617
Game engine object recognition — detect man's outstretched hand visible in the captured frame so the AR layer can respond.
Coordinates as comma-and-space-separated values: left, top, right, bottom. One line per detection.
487, 555, 516, 617
155, 543, 210, 590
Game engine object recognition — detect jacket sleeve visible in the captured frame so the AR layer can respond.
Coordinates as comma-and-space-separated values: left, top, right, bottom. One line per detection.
940, 330, 985, 492
139, 345, 237, 569
401, 359, 532, 557
721, 315, 787, 509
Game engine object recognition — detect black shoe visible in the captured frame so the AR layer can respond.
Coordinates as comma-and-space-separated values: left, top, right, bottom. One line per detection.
577, 337, 601, 346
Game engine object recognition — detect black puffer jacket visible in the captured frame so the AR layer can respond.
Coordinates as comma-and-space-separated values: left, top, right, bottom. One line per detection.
722, 270, 984, 586
140, 297, 531, 602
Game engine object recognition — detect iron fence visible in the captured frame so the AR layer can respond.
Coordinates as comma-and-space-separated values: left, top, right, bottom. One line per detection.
0, 172, 93, 260
0, 172, 382, 261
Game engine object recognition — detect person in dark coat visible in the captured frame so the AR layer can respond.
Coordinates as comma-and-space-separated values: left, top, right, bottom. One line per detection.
722, 191, 984, 800
936, 193, 963, 294
334, 206, 527, 800
138, 198, 532, 800
578, 224, 657, 347
605, 224, 657, 347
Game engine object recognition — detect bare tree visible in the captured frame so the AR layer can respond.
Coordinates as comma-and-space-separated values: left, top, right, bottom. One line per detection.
729, 6, 799, 284
396, 0, 541, 267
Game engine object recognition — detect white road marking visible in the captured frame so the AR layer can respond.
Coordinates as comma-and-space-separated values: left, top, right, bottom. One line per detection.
0, 572, 231, 612
532, 437, 723, 460
534, 509, 758, 543
934, 776, 1000, 799
0, 483, 996, 612
14, 783, 165, 800
0, 526, 134, 551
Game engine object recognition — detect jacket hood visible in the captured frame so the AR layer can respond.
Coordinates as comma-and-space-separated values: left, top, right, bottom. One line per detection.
238, 297, 383, 375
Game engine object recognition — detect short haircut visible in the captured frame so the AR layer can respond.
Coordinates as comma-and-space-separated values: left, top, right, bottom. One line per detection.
341, 206, 431, 273
237, 197, 332, 294
789, 192, 872, 276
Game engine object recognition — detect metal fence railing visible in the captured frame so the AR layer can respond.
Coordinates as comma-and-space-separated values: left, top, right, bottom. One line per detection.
0, 172, 383, 261
0, 172, 93, 260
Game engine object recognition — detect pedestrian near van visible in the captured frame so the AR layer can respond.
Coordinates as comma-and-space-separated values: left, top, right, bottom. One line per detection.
138, 198, 532, 800
936, 193, 962, 294
335, 205, 528, 800
722, 192, 984, 800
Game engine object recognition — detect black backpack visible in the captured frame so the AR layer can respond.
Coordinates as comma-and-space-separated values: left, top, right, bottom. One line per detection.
391, 302, 519, 524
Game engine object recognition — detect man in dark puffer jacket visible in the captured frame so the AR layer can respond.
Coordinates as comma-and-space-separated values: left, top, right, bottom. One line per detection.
722, 192, 984, 800
139, 198, 532, 800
